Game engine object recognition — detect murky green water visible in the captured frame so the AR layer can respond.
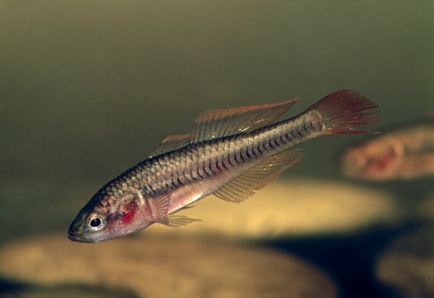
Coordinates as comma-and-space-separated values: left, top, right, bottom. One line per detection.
0, 1, 433, 297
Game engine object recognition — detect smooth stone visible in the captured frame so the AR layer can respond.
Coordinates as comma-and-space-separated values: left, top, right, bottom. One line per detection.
146, 178, 399, 239
0, 284, 139, 298
0, 234, 337, 298
376, 227, 434, 297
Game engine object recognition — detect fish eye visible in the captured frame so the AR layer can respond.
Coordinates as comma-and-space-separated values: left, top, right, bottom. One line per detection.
90, 218, 101, 227
87, 212, 106, 231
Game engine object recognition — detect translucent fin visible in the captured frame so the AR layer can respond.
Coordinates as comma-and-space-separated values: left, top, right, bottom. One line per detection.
191, 98, 298, 143
214, 150, 303, 203
167, 214, 201, 227
149, 191, 171, 224
306, 90, 382, 135
149, 134, 191, 157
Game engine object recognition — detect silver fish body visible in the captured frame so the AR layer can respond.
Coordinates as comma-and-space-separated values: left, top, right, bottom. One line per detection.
68, 90, 381, 243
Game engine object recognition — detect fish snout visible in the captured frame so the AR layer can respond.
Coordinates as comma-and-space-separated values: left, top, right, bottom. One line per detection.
68, 228, 92, 243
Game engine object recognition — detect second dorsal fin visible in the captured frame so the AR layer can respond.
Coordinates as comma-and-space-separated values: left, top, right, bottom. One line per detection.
190, 98, 298, 143
149, 98, 298, 157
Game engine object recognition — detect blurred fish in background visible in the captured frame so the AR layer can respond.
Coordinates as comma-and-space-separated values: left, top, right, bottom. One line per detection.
335, 120, 434, 181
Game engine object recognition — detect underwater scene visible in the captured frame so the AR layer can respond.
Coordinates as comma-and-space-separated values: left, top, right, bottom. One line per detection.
0, 1, 433, 297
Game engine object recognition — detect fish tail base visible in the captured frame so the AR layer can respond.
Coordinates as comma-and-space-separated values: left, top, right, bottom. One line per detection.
306, 89, 382, 135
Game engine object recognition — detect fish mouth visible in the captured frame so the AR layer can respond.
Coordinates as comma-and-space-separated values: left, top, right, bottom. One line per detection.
68, 230, 92, 243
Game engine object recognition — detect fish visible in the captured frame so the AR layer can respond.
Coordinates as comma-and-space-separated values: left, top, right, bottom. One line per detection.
68, 89, 381, 243
335, 120, 434, 181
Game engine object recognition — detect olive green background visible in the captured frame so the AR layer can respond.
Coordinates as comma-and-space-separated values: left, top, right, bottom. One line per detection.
0, 1, 432, 244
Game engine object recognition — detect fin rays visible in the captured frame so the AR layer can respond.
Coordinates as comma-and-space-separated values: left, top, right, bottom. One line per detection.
149, 98, 298, 157
149, 134, 190, 158
167, 215, 201, 227
191, 98, 298, 143
214, 150, 303, 203
150, 191, 200, 227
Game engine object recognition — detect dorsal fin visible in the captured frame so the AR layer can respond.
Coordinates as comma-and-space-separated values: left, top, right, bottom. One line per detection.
213, 150, 303, 203
190, 98, 298, 143
149, 134, 191, 158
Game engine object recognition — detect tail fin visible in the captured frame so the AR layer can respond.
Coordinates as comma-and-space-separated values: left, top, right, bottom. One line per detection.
305, 90, 382, 135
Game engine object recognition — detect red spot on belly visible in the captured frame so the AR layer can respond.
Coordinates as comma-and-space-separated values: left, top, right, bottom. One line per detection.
121, 201, 139, 224
366, 151, 396, 175
374, 156, 390, 171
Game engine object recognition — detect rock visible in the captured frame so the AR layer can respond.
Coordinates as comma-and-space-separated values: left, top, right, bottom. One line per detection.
0, 234, 337, 298
376, 227, 434, 297
0, 284, 138, 298
146, 178, 399, 239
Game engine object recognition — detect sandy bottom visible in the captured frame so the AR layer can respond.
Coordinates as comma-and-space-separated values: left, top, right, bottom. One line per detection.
0, 234, 337, 298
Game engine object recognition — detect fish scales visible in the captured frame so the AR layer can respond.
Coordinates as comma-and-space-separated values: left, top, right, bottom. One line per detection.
68, 89, 381, 243
118, 112, 319, 209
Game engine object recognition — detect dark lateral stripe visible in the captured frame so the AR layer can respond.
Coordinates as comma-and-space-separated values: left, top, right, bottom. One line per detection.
204, 160, 215, 175
227, 152, 235, 167
240, 148, 251, 161
190, 168, 198, 181
234, 151, 241, 163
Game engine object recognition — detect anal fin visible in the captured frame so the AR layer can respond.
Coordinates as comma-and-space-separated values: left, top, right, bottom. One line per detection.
213, 150, 303, 203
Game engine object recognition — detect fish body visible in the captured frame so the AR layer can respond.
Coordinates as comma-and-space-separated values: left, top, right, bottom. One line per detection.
336, 121, 434, 181
68, 90, 381, 243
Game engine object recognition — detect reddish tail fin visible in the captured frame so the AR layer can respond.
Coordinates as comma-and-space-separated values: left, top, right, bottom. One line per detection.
306, 90, 382, 135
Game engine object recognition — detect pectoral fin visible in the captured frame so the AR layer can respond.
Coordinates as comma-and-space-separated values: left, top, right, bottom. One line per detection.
148, 191, 171, 225
150, 191, 200, 227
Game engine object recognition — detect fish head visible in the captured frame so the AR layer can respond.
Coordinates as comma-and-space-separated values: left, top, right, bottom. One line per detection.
68, 190, 153, 243
336, 141, 399, 180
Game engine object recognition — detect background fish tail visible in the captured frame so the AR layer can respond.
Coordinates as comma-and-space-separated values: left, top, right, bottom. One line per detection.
306, 90, 382, 135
